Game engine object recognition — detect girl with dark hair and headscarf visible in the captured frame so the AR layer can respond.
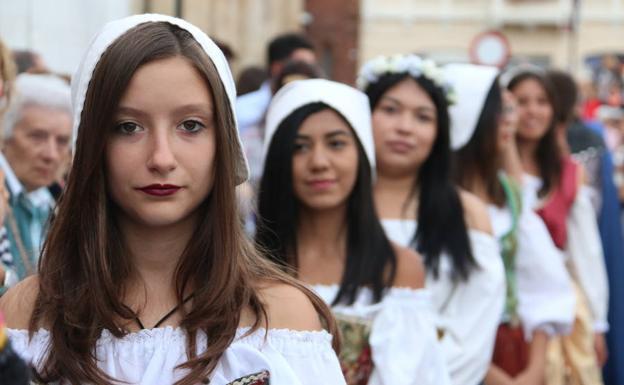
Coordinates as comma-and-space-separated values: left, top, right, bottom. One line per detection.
256, 78, 451, 385
447, 63, 576, 385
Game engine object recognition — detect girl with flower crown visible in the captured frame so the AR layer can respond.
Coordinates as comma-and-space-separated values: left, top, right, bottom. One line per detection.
357, 54, 505, 385
256, 78, 452, 385
0, 14, 346, 385
446, 63, 576, 385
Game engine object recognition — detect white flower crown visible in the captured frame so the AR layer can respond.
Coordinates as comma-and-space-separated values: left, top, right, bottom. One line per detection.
356, 54, 456, 105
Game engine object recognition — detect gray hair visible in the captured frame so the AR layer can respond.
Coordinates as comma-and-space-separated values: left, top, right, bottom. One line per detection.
2, 73, 72, 140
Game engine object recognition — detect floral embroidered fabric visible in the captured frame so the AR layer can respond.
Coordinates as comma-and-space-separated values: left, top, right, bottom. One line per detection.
335, 314, 374, 385
227, 370, 270, 385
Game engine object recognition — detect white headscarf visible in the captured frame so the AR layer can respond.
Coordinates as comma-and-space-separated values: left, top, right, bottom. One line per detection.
70, 13, 249, 184
263, 78, 376, 172
444, 63, 500, 150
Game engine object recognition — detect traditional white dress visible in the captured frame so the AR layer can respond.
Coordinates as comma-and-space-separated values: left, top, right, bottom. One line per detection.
380, 221, 505, 385
488, 198, 576, 339
312, 284, 452, 385
8, 326, 346, 385
523, 174, 609, 333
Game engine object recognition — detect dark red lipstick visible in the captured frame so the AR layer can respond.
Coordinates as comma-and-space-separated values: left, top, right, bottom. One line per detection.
136, 184, 182, 197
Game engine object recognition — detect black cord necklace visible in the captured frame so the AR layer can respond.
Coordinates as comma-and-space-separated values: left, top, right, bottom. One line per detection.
134, 293, 195, 329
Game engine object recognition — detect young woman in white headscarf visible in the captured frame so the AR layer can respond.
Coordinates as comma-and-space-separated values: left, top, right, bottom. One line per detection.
445, 63, 576, 385
0, 14, 345, 385
255, 78, 451, 385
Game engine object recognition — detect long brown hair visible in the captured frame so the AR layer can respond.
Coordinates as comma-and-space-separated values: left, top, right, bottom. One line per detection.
507, 71, 562, 197
30, 21, 337, 385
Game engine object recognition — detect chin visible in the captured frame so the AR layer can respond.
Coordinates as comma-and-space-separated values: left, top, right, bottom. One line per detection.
128, 207, 197, 228
301, 197, 346, 212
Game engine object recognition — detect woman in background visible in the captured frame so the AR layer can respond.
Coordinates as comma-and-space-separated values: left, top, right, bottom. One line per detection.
446, 63, 575, 385
358, 54, 505, 385
256, 78, 450, 385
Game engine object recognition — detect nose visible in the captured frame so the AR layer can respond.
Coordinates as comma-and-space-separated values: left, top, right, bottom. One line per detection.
396, 111, 415, 135
146, 128, 177, 174
308, 144, 330, 171
41, 136, 61, 163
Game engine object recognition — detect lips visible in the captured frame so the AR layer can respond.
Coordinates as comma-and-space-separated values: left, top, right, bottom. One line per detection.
386, 140, 415, 154
136, 184, 182, 197
307, 179, 336, 191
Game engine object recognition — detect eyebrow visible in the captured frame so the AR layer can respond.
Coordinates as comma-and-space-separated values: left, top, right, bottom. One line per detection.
296, 129, 353, 140
115, 104, 213, 118
381, 96, 436, 113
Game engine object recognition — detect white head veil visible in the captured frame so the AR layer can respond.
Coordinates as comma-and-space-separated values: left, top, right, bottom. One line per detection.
263, 78, 376, 174
70, 13, 249, 184
444, 63, 500, 150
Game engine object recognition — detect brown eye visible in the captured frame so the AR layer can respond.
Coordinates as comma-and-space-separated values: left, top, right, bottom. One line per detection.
179, 120, 204, 133
116, 122, 142, 135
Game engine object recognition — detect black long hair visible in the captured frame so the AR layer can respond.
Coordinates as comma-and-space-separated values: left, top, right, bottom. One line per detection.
507, 71, 561, 197
453, 81, 506, 206
255, 102, 397, 305
366, 73, 476, 281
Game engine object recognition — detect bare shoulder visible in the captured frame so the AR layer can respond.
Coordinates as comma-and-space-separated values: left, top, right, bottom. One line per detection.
0, 275, 39, 329
459, 189, 493, 235
256, 281, 323, 331
391, 244, 425, 289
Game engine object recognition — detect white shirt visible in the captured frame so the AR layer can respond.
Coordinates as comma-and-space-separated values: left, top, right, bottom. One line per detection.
8, 326, 346, 385
523, 174, 609, 332
235, 81, 272, 134
488, 197, 576, 338
382, 220, 505, 385
0, 153, 54, 254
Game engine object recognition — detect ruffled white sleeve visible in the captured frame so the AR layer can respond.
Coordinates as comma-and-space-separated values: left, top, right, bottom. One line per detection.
515, 203, 576, 339
213, 328, 347, 385
8, 327, 346, 385
565, 186, 610, 332
428, 231, 505, 385
367, 288, 452, 385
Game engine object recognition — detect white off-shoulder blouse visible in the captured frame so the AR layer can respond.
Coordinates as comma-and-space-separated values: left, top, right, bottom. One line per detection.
381, 220, 505, 385
312, 284, 452, 385
488, 197, 576, 339
523, 174, 609, 333
8, 326, 346, 385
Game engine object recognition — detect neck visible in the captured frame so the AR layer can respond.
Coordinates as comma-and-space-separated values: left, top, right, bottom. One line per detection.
374, 169, 418, 219
297, 205, 348, 264
118, 213, 196, 294
516, 137, 540, 176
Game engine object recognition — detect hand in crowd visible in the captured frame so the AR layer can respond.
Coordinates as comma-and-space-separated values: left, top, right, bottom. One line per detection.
485, 365, 515, 385
594, 332, 609, 367
512, 367, 544, 385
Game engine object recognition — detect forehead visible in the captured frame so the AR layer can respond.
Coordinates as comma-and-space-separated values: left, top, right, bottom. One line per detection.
17, 104, 72, 130
512, 77, 547, 96
380, 78, 435, 109
118, 56, 213, 109
298, 108, 352, 136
